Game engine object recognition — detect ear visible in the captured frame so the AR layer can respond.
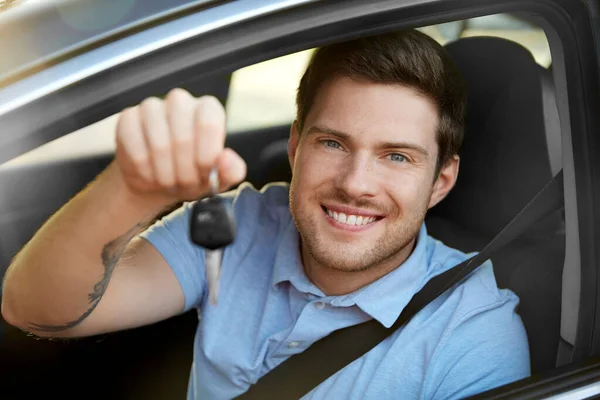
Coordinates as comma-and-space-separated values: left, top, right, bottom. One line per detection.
288, 120, 301, 169
428, 155, 460, 209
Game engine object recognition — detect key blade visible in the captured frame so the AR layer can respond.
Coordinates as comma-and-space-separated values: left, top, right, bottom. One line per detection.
209, 167, 219, 195
205, 249, 222, 306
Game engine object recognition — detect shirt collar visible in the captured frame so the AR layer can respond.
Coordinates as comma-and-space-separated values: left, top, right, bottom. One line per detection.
346, 224, 430, 327
272, 219, 432, 328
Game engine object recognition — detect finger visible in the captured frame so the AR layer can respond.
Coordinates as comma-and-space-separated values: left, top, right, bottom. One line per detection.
194, 96, 226, 178
140, 97, 176, 189
165, 88, 199, 191
217, 148, 247, 191
115, 106, 154, 184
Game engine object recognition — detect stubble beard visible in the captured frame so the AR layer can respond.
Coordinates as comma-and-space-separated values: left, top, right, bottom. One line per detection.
289, 187, 429, 274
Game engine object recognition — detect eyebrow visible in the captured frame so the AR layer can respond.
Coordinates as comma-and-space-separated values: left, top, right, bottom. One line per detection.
306, 124, 430, 158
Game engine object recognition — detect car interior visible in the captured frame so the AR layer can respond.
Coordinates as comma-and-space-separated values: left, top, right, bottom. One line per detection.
0, 13, 570, 400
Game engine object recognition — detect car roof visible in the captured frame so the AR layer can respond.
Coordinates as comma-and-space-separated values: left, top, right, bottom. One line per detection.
0, 0, 221, 84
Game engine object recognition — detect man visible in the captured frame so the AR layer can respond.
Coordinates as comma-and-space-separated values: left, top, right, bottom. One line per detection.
1, 30, 530, 399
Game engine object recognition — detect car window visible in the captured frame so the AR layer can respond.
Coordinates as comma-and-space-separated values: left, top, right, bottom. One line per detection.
1, 12, 551, 168
225, 13, 551, 134
1, 0, 24, 13
1, 113, 119, 168
429, 14, 551, 66
225, 49, 314, 133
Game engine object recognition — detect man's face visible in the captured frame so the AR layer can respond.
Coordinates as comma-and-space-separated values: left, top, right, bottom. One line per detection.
288, 76, 458, 273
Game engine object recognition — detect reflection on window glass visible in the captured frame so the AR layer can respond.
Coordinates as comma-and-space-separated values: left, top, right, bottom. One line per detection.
0, 0, 25, 13
227, 13, 551, 133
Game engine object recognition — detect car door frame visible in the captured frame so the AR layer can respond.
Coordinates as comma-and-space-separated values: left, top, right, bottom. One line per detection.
1, 0, 600, 398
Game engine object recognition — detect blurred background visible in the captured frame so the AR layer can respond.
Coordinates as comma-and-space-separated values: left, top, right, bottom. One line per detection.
1, 12, 551, 167
0, 0, 25, 12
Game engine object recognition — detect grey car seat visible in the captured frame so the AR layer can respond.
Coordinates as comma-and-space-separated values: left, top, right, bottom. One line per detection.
427, 36, 565, 375
257, 36, 565, 375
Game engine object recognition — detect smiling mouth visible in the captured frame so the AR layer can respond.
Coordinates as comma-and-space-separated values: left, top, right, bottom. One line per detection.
321, 206, 383, 226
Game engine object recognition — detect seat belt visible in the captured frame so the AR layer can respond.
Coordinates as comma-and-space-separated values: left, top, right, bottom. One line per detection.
237, 170, 565, 400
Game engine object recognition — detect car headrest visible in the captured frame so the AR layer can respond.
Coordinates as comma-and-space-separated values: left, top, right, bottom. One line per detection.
430, 36, 561, 240
256, 139, 292, 187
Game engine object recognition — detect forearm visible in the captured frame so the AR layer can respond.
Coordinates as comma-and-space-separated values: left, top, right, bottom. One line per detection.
1, 161, 171, 336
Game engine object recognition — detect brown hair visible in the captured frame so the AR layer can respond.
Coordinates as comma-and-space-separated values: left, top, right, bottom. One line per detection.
296, 30, 466, 174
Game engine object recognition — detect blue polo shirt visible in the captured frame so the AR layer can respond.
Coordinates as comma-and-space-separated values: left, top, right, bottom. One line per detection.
139, 182, 530, 400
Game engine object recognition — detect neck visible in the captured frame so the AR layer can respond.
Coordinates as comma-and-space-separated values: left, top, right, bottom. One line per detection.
300, 238, 417, 296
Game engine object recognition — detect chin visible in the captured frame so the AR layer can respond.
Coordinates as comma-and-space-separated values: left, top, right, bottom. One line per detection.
306, 240, 382, 273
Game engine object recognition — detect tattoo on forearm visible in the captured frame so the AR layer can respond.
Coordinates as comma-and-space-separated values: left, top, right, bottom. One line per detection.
28, 223, 145, 332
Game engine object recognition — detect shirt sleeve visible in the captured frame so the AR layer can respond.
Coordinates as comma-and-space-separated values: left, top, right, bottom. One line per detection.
138, 202, 207, 312
423, 295, 531, 400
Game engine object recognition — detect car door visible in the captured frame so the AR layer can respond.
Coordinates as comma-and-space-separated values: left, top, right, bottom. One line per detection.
1, 0, 600, 399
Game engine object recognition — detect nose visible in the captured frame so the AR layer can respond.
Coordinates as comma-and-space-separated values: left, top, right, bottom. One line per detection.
333, 152, 378, 199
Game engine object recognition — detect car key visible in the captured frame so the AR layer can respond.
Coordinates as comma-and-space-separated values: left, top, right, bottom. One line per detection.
190, 167, 236, 305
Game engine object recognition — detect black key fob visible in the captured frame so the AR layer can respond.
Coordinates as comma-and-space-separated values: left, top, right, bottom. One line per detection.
190, 196, 236, 250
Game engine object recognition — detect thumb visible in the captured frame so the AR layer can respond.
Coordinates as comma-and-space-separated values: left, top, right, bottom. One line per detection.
217, 148, 247, 191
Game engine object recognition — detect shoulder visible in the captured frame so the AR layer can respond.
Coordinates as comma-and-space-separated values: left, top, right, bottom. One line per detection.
141, 181, 292, 258
419, 236, 530, 398
147, 181, 290, 228
424, 234, 518, 314
422, 286, 530, 398
218, 182, 293, 260
225, 182, 291, 222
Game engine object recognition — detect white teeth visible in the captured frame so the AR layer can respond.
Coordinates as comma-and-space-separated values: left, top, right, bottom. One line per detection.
325, 208, 377, 226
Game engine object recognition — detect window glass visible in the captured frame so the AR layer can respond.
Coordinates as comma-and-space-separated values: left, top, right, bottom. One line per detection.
2, 113, 119, 167
1, 0, 25, 13
226, 49, 314, 133
226, 13, 551, 133
429, 14, 551, 66
2, 13, 551, 167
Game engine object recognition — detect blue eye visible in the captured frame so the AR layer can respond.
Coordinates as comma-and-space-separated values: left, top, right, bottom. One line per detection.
323, 140, 341, 149
389, 153, 406, 162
